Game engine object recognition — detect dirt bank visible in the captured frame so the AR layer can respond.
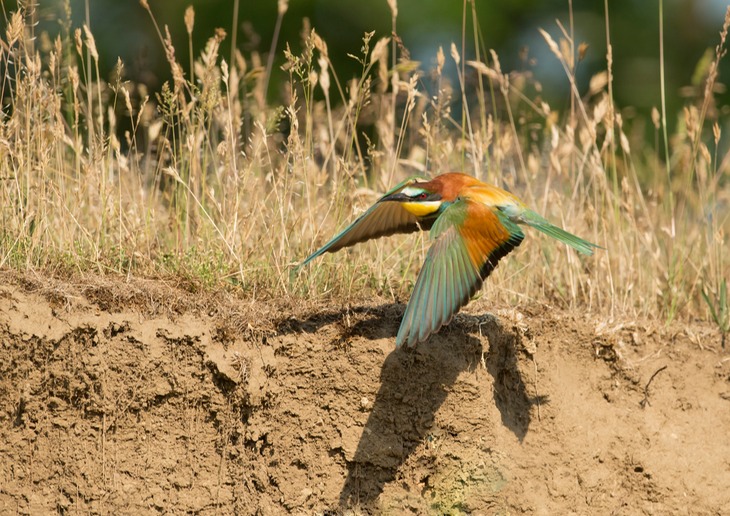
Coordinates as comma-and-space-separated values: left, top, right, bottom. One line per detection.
0, 274, 728, 514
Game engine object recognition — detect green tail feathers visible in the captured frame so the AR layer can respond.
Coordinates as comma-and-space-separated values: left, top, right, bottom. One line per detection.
523, 211, 601, 255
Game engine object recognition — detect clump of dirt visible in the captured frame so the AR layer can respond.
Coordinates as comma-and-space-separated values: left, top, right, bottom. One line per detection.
1, 274, 728, 514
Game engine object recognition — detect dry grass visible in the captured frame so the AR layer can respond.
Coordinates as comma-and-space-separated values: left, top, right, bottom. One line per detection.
0, 2, 728, 327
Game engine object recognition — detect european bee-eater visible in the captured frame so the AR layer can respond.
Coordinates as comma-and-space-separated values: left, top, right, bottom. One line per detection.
300, 172, 600, 347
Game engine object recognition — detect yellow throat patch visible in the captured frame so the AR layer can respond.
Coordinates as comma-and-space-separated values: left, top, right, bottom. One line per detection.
401, 200, 442, 217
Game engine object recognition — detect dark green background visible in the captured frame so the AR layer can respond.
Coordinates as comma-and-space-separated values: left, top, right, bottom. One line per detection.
17, 0, 730, 120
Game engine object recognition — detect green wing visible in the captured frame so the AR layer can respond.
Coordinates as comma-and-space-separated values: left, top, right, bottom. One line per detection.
396, 198, 524, 347
298, 176, 428, 269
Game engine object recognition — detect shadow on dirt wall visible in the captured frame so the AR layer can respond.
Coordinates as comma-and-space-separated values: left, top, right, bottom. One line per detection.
280, 304, 542, 510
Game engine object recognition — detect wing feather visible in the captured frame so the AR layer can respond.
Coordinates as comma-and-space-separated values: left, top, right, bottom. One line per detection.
441, 254, 453, 330
396, 198, 525, 347
299, 176, 427, 268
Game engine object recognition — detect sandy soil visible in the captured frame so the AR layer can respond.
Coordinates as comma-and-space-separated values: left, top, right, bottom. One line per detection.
0, 273, 729, 515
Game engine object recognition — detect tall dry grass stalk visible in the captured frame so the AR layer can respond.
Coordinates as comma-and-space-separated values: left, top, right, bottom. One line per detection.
0, 4, 728, 325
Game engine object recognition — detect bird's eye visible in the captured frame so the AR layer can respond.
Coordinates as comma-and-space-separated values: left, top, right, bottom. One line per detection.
417, 192, 428, 200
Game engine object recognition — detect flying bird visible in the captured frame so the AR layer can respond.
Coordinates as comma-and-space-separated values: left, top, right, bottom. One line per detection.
299, 172, 600, 347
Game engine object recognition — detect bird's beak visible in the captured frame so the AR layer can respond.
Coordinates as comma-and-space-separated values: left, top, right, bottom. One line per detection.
380, 192, 409, 203
381, 190, 443, 217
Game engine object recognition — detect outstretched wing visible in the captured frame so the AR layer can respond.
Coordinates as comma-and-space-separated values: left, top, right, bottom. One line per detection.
396, 198, 524, 347
298, 176, 428, 268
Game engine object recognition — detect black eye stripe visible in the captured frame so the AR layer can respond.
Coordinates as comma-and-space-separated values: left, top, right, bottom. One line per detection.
412, 192, 441, 202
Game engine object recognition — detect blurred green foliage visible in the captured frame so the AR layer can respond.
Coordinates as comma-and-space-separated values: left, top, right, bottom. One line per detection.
10, 0, 730, 121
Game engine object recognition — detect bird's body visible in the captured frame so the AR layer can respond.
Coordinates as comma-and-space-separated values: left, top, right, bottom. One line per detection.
299, 173, 600, 347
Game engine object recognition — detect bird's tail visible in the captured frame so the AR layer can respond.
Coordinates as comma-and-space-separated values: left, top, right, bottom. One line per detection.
522, 210, 601, 255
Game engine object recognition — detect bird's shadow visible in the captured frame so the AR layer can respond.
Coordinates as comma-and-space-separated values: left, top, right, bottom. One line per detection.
278, 304, 546, 512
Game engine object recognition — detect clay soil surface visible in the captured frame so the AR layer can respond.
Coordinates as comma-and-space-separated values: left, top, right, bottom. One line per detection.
1, 272, 729, 515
